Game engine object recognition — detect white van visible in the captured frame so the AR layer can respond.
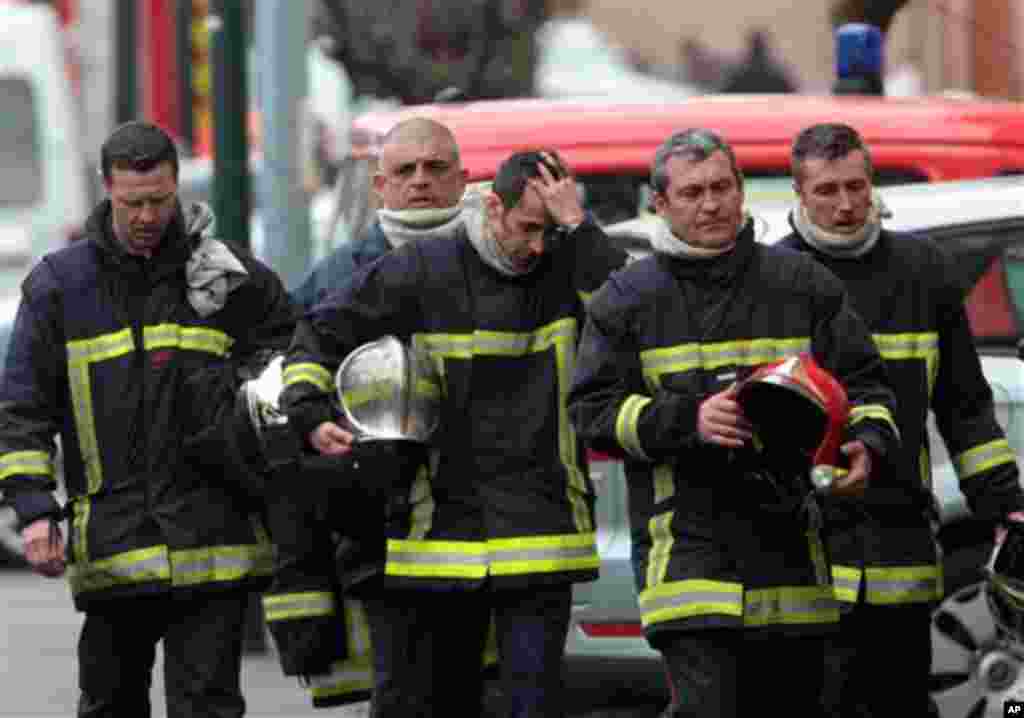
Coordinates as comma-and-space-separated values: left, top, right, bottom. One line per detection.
0, 3, 88, 563
0, 3, 90, 361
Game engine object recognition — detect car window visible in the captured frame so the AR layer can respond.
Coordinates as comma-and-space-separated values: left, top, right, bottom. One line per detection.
926, 221, 1024, 346
0, 76, 42, 208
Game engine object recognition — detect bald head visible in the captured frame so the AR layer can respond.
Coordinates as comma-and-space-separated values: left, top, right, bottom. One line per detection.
373, 117, 467, 211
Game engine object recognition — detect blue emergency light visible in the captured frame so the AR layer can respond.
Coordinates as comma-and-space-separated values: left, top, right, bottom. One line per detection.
834, 23, 884, 95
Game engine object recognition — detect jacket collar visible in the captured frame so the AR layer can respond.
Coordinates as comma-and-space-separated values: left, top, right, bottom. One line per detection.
659, 219, 757, 286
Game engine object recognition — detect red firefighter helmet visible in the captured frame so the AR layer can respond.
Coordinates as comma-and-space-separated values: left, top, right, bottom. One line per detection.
735, 352, 850, 492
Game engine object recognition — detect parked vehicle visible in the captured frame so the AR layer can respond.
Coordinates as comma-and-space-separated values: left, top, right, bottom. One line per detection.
0, 3, 90, 566
345, 98, 1024, 717
604, 176, 1024, 718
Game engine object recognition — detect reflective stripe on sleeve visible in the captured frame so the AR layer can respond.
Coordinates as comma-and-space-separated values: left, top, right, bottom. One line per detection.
282, 362, 334, 393
954, 438, 1017, 480
615, 394, 652, 460
263, 591, 336, 622
863, 565, 942, 605
0, 451, 55, 481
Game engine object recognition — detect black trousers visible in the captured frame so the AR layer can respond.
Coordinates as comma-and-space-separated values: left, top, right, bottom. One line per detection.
363, 583, 573, 718
823, 601, 935, 717
657, 629, 828, 718
77, 591, 249, 718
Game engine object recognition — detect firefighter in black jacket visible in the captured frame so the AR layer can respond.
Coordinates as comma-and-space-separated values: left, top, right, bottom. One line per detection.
567, 129, 901, 718
779, 122, 1024, 718
0, 122, 295, 718
281, 149, 628, 717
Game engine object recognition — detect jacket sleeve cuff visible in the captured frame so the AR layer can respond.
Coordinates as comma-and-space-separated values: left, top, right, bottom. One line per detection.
10, 490, 62, 531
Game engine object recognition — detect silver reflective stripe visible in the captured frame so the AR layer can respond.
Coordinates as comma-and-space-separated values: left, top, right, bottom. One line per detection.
263, 592, 335, 621
69, 547, 172, 594
954, 439, 1017, 479
0, 451, 54, 481
170, 546, 273, 586
641, 590, 744, 615
743, 590, 837, 625
488, 544, 596, 564
615, 394, 652, 460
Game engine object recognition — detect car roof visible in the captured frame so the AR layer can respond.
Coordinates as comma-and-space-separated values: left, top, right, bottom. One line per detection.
351, 95, 1024, 180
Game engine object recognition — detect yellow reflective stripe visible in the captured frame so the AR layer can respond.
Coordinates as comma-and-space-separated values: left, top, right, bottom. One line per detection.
71, 496, 91, 566
806, 527, 829, 586
645, 511, 674, 589
615, 394, 652, 460
68, 545, 171, 595
65, 323, 233, 496
283, 362, 334, 392
414, 318, 591, 534
0, 450, 54, 481
641, 337, 810, 391
874, 332, 939, 399
263, 591, 335, 622
639, 579, 743, 626
385, 538, 489, 579
309, 599, 373, 701
864, 565, 943, 604
483, 616, 499, 669
920, 445, 932, 489
169, 543, 274, 586
67, 329, 134, 494
143, 323, 233, 355
831, 564, 862, 603
849, 404, 899, 437
954, 438, 1017, 480
653, 463, 674, 504
578, 290, 592, 305
407, 462, 435, 540
743, 586, 839, 626
488, 533, 599, 576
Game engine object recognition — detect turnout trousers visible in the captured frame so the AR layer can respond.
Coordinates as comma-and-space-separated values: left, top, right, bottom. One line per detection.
823, 600, 935, 717
657, 629, 828, 718
363, 582, 573, 718
77, 591, 249, 718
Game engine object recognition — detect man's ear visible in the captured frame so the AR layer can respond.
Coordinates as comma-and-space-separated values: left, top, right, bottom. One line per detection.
484, 191, 503, 222
372, 171, 387, 198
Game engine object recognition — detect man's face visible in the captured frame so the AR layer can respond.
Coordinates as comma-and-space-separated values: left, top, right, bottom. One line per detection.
487, 185, 550, 272
653, 150, 745, 250
373, 137, 468, 210
795, 150, 873, 235
105, 161, 178, 258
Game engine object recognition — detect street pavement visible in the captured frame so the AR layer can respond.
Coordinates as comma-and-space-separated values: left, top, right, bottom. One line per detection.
0, 567, 368, 718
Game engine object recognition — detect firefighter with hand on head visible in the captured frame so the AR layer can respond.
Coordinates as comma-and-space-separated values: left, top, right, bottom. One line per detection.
281, 147, 628, 717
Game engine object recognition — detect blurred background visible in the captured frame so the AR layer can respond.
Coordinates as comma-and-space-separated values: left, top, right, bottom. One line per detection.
2, 0, 1021, 276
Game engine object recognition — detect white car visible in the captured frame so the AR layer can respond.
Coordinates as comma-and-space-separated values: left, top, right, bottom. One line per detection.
577, 176, 1024, 718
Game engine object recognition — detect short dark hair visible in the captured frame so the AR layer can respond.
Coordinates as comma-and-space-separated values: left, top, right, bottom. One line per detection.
492, 149, 568, 210
791, 123, 873, 184
651, 129, 743, 195
101, 121, 179, 183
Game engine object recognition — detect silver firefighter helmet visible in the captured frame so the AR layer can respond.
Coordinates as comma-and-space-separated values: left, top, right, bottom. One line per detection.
335, 335, 442, 443
242, 353, 300, 468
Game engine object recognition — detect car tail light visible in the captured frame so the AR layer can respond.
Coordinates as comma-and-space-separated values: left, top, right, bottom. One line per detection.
578, 621, 643, 638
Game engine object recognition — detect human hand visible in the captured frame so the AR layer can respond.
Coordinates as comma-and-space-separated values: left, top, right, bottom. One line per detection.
22, 518, 65, 578
826, 441, 871, 499
697, 384, 752, 448
994, 511, 1024, 544
528, 151, 585, 229
310, 421, 355, 456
